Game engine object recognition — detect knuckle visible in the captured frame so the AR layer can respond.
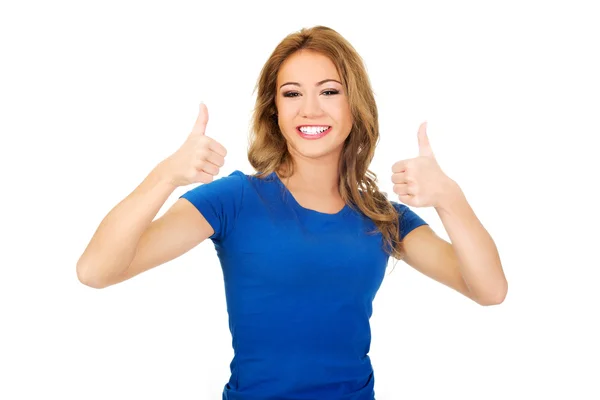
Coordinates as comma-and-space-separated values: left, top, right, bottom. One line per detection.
198, 135, 209, 144
196, 148, 209, 160
197, 136, 210, 150
195, 159, 206, 169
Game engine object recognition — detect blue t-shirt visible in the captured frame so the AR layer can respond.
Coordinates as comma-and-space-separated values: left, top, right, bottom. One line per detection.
180, 170, 427, 400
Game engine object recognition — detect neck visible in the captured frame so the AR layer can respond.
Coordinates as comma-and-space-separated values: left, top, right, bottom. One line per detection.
279, 155, 340, 196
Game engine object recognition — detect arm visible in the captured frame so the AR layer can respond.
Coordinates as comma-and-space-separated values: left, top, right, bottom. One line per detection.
76, 103, 227, 288
76, 163, 214, 289
392, 122, 507, 306
402, 184, 507, 306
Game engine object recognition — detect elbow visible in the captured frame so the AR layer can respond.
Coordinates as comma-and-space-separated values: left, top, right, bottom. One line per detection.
475, 280, 508, 306
477, 294, 505, 306
76, 261, 108, 289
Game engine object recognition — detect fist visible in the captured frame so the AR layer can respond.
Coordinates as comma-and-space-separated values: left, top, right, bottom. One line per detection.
162, 103, 227, 187
391, 122, 455, 208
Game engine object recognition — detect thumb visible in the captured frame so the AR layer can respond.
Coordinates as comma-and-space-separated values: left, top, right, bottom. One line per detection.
189, 102, 209, 137
417, 121, 434, 158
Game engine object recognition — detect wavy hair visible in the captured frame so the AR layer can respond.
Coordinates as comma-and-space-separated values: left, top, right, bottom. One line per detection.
248, 25, 405, 261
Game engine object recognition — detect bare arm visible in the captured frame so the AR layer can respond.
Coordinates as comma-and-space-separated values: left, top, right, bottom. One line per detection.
76, 163, 214, 289
401, 186, 507, 306
76, 103, 226, 288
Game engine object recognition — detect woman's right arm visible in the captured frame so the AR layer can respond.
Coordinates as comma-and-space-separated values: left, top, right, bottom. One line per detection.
76, 103, 227, 288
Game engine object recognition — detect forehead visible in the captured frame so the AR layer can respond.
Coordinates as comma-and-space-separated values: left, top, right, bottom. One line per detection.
277, 50, 340, 83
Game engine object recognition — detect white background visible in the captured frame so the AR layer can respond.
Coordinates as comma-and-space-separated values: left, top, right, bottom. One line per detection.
1, 0, 599, 399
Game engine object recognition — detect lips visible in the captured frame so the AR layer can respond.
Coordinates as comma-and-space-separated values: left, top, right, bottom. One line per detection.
296, 125, 332, 140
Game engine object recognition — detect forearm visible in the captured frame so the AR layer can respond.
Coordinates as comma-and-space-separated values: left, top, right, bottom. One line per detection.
436, 181, 507, 304
76, 162, 177, 284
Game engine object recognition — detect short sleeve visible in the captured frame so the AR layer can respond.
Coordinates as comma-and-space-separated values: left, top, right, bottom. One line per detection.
392, 201, 428, 240
179, 170, 245, 242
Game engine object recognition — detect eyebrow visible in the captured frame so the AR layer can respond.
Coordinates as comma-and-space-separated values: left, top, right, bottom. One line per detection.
279, 79, 342, 90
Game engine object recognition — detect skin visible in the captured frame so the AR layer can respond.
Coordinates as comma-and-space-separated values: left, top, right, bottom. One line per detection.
273, 50, 508, 305
274, 50, 353, 214
78, 48, 507, 306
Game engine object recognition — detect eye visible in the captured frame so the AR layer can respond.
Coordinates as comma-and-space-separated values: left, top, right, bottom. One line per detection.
283, 89, 340, 98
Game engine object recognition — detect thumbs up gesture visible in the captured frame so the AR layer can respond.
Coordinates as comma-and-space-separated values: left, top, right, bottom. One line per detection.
161, 103, 228, 187
391, 122, 457, 208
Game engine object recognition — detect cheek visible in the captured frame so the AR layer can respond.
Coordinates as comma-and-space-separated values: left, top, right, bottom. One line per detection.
277, 115, 297, 138
332, 106, 353, 134
325, 99, 351, 122
277, 104, 298, 124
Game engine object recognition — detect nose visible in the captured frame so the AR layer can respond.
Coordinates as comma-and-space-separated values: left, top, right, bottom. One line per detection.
299, 94, 324, 118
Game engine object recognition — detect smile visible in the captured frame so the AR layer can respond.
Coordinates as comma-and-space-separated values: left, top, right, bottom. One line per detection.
296, 125, 332, 140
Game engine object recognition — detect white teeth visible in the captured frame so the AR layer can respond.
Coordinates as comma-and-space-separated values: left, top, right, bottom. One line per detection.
299, 126, 330, 134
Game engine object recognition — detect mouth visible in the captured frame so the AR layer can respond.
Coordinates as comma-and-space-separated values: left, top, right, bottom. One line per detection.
296, 125, 332, 140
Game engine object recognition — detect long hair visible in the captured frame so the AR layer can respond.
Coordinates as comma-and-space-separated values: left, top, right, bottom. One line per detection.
248, 25, 405, 261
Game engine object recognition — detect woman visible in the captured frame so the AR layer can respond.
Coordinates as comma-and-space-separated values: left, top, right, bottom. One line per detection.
76, 25, 507, 400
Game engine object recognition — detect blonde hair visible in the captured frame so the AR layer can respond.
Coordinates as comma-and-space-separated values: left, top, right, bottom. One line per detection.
248, 25, 405, 261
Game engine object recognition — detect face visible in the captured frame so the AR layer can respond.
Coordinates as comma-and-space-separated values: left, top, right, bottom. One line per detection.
275, 50, 353, 163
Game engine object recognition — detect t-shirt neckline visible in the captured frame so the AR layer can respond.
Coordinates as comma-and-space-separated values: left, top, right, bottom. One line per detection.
270, 171, 351, 218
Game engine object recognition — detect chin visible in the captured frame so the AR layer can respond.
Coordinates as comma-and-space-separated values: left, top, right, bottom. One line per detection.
290, 142, 345, 161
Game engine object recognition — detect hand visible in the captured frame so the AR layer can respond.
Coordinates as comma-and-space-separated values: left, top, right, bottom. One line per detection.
160, 103, 227, 187
391, 122, 457, 208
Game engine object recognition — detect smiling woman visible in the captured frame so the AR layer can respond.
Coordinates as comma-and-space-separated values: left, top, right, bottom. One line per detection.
76, 24, 506, 400
276, 53, 353, 158
247, 29, 407, 259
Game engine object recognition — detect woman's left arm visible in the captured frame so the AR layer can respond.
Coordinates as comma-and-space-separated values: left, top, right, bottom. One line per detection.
400, 184, 508, 306
392, 122, 508, 306
437, 182, 507, 304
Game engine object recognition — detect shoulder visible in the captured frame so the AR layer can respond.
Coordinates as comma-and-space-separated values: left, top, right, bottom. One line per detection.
390, 200, 429, 240
178, 170, 249, 217
180, 169, 247, 198
178, 170, 249, 241
390, 200, 415, 216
